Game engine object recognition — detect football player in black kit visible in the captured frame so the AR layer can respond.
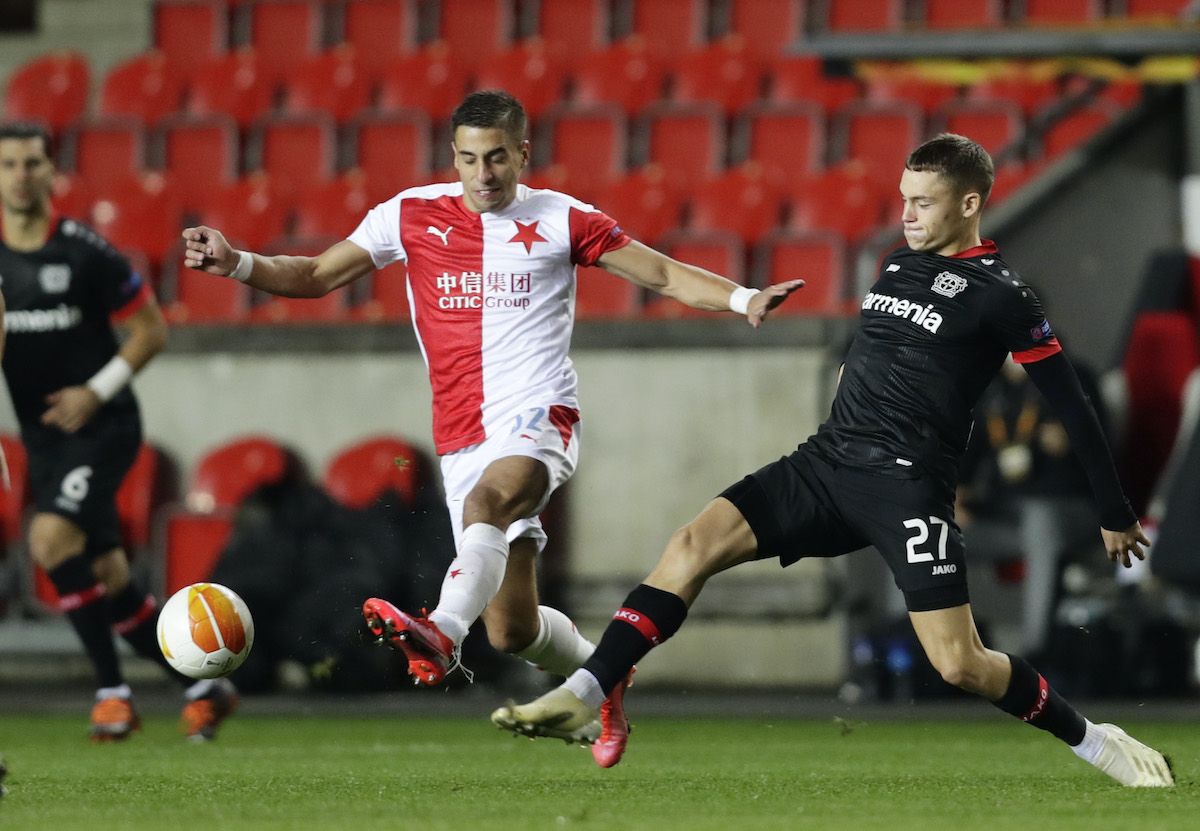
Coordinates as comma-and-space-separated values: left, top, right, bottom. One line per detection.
0, 123, 236, 741
492, 134, 1175, 786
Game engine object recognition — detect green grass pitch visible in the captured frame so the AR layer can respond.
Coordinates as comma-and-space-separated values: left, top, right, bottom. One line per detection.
1, 712, 1197, 830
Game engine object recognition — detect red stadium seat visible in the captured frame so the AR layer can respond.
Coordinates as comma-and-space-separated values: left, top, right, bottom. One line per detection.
672, 37, 766, 116
196, 174, 289, 254
51, 173, 94, 221
825, 0, 904, 31
154, 0, 228, 82
1124, 0, 1192, 21
768, 55, 861, 114
187, 50, 276, 129
629, 0, 706, 58
294, 171, 374, 238
729, 0, 806, 60
475, 40, 569, 120
570, 38, 669, 116
189, 436, 294, 513
923, 0, 1003, 28
1023, 0, 1102, 25
164, 511, 235, 593
595, 166, 685, 246
542, 104, 627, 194
736, 102, 826, 177
350, 111, 434, 200
244, 0, 323, 82
967, 70, 1061, 117
988, 162, 1038, 205
934, 99, 1024, 158
157, 115, 240, 211
165, 258, 252, 323
642, 102, 727, 183
688, 164, 785, 244
836, 100, 924, 188
324, 436, 428, 509
88, 173, 184, 271
753, 231, 847, 313
99, 52, 186, 125
4, 52, 90, 132
282, 47, 374, 123
116, 444, 170, 551
354, 262, 411, 322
377, 46, 471, 121
644, 230, 747, 317
533, 0, 610, 61
1040, 102, 1117, 159
67, 118, 147, 192
250, 113, 337, 199
436, 0, 512, 70
575, 266, 639, 319
0, 435, 29, 548
340, 0, 418, 75
787, 163, 887, 243
864, 72, 962, 115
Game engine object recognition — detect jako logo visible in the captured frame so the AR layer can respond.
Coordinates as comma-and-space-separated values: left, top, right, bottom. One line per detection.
614, 609, 641, 623
861, 292, 944, 333
932, 564, 957, 575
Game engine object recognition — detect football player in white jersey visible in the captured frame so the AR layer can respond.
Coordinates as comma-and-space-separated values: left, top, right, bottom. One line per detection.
182, 91, 802, 767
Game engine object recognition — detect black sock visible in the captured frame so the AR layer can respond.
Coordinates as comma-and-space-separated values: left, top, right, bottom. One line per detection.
582, 584, 689, 695
109, 583, 191, 688
994, 653, 1086, 746
47, 556, 123, 689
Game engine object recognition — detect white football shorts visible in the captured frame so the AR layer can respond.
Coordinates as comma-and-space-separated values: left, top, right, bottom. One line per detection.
439, 403, 581, 554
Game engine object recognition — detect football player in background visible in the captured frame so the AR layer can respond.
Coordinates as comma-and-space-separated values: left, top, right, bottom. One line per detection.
0, 122, 237, 741
182, 90, 802, 768
493, 134, 1174, 788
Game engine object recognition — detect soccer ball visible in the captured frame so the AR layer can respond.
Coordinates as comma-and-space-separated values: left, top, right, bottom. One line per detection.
157, 583, 254, 679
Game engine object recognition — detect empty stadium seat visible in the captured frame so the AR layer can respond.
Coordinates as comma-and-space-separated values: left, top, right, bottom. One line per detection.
349, 111, 434, 200
647, 230, 747, 316
1023, 0, 1102, 25
729, 0, 806, 59
66, 118, 147, 192
377, 46, 470, 121
164, 511, 234, 593
753, 231, 847, 314
195, 173, 289, 254
354, 262, 411, 322
673, 37, 766, 116
187, 50, 276, 129
533, 0, 609, 61
688, 164, 785, 244
542, 104, 627, 195
595, 165, 685, 245
0, 435, 29, 549
787, 163, 887, 242
474, 40, 569, 120
339, 0, 418, 75
282, 47, 374, 123
116, 444, 170, 551
87, 173, 184, 271
864, 73, 962, 115
157, 115, 240, 211
51, 173, 93, 221
154, 0, 228, 82
967, 70, 1061, 116
629, 0, 706, 58
1124, 0, 1192, 21
164, 255, 252, 323
574, 266, 640, 318
189, 436, 294, 513
1040, 102, 1118, 158
293, 171, 374, 238
825, 0, 904, 31
642, 102, 727, 182
249, 113, 337, 198
244, 0, 324, 82
836, 100, 924, 187
324, 436, 427, 509
436, 0, 512, 70
923, 0, 1004, 28
935, 99, 1024, 158
99, 52, 186, 125
768, 55, 861, 114
570, 38, 669, 115
4, 52, 90, 132
735, 102, 826, 176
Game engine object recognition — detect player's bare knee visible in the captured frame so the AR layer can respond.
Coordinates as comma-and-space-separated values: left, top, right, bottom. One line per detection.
27, 522, 84, 570
464, 485, 532, 529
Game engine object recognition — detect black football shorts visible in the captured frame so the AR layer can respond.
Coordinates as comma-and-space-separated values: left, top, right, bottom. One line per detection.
720, 443, 968, 612
23, 407, 141, 558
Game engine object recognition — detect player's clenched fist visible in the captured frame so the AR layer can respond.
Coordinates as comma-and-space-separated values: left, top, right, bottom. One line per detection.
181, 225, 237, 276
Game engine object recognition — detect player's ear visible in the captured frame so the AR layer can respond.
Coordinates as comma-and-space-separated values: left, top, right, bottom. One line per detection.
961, 191, 982, 219
519, 138, 531, 166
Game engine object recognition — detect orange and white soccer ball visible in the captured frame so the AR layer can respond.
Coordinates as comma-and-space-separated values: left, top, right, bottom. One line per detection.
157, 583, 254, 679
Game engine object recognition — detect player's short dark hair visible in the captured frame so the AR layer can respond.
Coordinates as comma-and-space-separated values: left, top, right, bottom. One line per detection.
451, 91, 527, 144
0, 121, 54, 158
906, 133, 994, 204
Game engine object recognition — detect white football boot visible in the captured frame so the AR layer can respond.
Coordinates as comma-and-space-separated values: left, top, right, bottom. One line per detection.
491, 687, 601, 745
1089, 724, 1174, 787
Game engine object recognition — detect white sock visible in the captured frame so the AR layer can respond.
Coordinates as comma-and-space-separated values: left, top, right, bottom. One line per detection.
185, 679, 216, 701
563, 669, 606, 710
515, 606, 596, 677
1072, 720, 1106, 763
428, 523, 509, 645
96, 683, 132, 701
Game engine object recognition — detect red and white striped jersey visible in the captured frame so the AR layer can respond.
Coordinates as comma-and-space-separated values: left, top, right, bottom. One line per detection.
348, 182, 631, 455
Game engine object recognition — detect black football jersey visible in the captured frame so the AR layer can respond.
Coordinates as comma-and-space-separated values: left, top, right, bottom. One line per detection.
807, 241, 1061, 490
1, 217, 147, 424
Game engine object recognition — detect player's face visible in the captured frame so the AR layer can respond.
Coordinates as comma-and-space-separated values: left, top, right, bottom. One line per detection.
452, 126, 528, 214
899, 169, 979, 255
0, 137, 54, 216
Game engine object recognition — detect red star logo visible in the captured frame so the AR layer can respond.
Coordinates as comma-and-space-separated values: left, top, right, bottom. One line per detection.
449, 569, 464, 578
508, 220, 547, 254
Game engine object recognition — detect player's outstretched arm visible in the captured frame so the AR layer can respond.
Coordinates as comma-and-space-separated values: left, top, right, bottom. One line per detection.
181, 225, 375, 298
596, 242, 803, 327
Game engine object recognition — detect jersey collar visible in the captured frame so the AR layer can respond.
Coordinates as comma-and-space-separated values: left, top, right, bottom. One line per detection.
948, 239, 998, 259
